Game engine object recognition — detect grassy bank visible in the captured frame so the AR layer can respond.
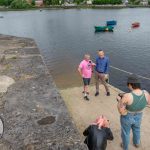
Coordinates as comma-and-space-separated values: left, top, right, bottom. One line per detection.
0, 4, 150, 11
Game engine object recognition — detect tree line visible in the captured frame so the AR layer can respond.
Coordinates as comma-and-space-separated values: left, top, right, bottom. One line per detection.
0, 0, 149, 9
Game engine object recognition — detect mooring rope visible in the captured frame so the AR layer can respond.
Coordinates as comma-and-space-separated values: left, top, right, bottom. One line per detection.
110, 65, 150, 81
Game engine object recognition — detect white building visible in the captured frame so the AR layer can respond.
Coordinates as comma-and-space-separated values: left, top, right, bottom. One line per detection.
86, 0, 92, 4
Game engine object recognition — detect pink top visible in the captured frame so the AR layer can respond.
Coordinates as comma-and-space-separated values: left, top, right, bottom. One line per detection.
79, 60, 94, 78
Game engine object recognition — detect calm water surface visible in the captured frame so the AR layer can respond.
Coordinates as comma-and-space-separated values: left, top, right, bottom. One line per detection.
0, 8, 150, 91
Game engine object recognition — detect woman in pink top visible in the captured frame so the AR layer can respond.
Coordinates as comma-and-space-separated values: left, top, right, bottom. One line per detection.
78, 54, 95, 100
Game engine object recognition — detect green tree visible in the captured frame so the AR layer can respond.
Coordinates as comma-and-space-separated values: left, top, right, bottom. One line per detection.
44, 0, 60, 5
51, 0, 59, 5
44, 0, 52, 5
74, 0, 84, 4
0, 0, 13, 6
93, 0, 122, 4
10, 0, 31, 9
31, 0, 35, 6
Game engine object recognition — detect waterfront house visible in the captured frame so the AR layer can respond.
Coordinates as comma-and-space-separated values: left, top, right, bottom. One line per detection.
140, 0, 148, 5
26, 0, 43, 6
35, 0, 43, 6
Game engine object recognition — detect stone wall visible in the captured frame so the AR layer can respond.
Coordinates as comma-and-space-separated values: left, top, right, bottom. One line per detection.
0, 34, 87, 150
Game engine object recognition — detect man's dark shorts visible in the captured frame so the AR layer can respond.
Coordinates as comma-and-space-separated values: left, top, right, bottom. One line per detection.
83, 78, 91, 86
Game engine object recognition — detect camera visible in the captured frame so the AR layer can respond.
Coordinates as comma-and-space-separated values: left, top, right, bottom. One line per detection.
117, 93, 125, 102
89, 61, 92, 63
118, 93, 125, 98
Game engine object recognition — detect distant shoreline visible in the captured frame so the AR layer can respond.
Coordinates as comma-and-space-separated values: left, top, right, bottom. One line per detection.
0, 5, 150, 11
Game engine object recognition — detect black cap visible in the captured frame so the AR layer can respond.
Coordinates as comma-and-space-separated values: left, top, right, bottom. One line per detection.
127, 74, 140, 84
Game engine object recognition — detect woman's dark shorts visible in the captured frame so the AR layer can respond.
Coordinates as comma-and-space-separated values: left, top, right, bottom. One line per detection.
83, 78, 91, 86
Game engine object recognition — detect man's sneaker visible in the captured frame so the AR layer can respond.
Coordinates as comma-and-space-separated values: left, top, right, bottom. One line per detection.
120, 143, 123, 149
84, 96, 89, 101
95, 92, 99, 96
106, 92, 110, 96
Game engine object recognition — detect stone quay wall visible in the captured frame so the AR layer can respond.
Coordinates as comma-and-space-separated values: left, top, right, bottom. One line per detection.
0, 34, 87, 150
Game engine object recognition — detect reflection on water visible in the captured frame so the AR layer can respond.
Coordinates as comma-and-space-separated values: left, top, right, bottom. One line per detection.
0, 9, 150, 91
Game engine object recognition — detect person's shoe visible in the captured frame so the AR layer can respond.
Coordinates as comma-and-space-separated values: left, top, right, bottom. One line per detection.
106, 92, 110, 96
134, 144, 140, 148
120, 143, 123, 149
84, 96, 89, 101
82, 91, 89, 95
95, 92, 99, 96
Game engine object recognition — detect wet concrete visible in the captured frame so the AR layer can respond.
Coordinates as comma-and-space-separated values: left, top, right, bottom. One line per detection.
0, 34, 87, 150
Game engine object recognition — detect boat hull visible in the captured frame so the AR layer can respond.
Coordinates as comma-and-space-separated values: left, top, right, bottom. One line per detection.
132, 22, 140, 28
95, 26, 114, 32
106, 20, 117, 26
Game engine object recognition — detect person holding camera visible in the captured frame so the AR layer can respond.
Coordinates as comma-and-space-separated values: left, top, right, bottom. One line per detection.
95, 50, 110, 97
83, 115, 114, 150
78, 54, 95, 101
117, 74, 150, 150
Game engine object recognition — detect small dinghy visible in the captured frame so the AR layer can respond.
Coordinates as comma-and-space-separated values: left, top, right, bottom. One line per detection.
132, 22, 140, 28
95, 26, 114, 32
106, 20, 117, 26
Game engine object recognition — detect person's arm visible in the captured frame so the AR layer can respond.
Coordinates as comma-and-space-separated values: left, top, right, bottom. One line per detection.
144, 90, 150, 105
105, 57, 109, 74
95, 58, 98, 72
91, 61, 96, 73
78, 62, 83, 77
148, 94, 150, 105
117, 93, 129, 115
83, 125, 91, 136
105, 128, 114, 141
78, 67, 82, 77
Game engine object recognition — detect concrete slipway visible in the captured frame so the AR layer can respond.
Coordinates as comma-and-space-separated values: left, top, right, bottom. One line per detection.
61, 85, 150, 150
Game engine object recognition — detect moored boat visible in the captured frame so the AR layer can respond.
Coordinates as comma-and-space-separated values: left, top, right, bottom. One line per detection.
132, 22, 140, 28
95, 26, 114, 32
106, 20, 117, 26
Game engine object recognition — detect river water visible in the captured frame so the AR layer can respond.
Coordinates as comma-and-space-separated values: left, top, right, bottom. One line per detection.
0, 8, 150, 91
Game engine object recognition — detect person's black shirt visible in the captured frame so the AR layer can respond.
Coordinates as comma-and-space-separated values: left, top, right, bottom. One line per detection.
83, 125, 113, 150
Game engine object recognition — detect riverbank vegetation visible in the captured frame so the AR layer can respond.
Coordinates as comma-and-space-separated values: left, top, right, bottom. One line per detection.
11, 0, 31, 9
0, 0, 149, 9
93, 0, 122, 5
0, 0, 31, 8
0, 0, 13, 6
128, 0, 140, 5
43, 0, 60, 5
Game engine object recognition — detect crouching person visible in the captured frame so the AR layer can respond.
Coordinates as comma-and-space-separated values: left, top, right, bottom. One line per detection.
83, 115, 114, 150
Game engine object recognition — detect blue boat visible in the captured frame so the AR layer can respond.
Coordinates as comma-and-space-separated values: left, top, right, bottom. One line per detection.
106, 20, 117, 26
